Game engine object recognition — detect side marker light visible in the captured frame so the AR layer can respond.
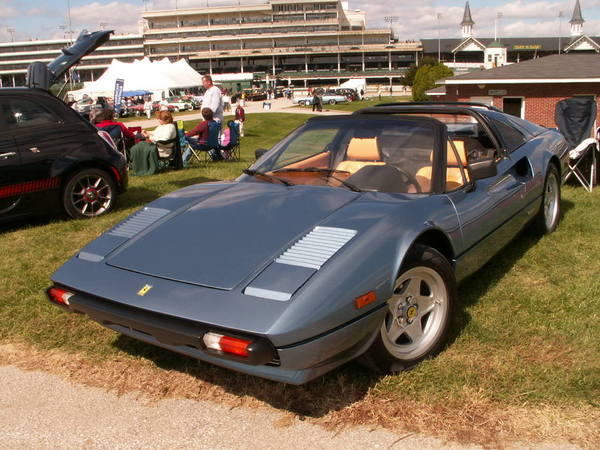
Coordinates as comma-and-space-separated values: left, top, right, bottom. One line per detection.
355, 291, 376, 309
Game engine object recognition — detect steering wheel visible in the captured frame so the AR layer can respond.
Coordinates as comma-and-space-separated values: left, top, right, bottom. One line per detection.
391, 166, 422, 193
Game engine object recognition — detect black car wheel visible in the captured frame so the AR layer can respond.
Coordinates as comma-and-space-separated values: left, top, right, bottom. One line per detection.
362, 245, 455, 372
62, 168, 117, 218
534, 165, 561, 234
329, 99, 337, 105
298, 100, 305, 106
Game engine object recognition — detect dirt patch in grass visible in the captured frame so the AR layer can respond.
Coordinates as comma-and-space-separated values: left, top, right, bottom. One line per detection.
1, 342, 598, 448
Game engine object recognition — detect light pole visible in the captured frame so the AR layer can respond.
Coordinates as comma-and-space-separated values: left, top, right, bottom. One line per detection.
66, 0, 73, 42
558, 11, 564, 54
436, 13, 442, 62
7, 27, 15, 42
384, 16, 399, 42
494, 12, 503, 42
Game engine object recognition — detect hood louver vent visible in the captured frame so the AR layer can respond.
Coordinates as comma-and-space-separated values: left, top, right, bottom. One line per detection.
275, 226, 357, 270
108, 207, 170, 239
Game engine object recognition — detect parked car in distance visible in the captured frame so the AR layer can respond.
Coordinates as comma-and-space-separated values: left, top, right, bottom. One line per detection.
48, 103, 568, 384
243, 89, 268, 101
165, 96, 194, 112
1, 30, 128, 222
293, 92, 348, 106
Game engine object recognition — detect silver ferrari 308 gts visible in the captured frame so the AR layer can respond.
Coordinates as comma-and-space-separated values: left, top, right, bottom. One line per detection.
47, 103, 569, 384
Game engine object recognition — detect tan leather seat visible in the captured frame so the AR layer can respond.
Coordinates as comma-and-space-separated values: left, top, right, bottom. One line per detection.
415, 140, 470, 192
336, 137, 386, 173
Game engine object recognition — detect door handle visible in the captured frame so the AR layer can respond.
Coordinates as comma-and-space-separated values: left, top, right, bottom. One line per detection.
0, 152, 17, 159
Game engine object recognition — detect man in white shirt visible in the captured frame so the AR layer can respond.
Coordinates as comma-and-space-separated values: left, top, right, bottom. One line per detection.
201, 75, 224, 123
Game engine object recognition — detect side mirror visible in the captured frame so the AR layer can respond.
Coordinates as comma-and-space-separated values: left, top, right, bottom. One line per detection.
469, 159, 497, 180
254, 148, 268, 160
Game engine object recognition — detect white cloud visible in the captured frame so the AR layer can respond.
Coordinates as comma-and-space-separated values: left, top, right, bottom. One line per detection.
0, 1, 16, 19
360, 0, 600, 39
69, 2, 144, 34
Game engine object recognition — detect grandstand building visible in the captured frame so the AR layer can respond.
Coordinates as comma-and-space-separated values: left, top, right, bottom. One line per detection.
0, 34, 144, 87
140, 0, 420, 86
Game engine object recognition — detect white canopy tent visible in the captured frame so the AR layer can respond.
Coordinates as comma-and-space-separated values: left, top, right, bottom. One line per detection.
69, 57, 202, 100
340, 78, 367, 94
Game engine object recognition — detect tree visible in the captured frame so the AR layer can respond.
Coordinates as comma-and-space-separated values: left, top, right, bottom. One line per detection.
411, 63, 453, 102
401, 57, 439, 87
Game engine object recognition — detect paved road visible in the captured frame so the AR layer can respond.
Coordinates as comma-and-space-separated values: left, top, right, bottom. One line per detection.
125, 96, 348, 129
0, 365, 478, 449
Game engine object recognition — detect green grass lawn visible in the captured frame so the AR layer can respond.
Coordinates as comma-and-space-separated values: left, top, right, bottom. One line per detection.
0, 111, 598, 443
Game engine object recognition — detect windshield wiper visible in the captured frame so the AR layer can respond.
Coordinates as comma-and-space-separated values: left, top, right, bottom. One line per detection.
243, 169, 294, 186
273, 167, 363, 192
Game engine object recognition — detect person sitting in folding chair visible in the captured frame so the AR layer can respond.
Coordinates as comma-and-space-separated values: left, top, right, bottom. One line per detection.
183, 108, 222, 162
218, 120, 241, 161
93, 108, 136, 159
129, 110, 177, 176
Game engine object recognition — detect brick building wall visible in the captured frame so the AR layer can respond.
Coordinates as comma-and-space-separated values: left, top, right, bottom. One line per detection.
443, 82, 600, 130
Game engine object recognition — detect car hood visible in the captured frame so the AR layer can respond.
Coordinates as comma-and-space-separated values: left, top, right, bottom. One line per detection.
106, 183, 358, 290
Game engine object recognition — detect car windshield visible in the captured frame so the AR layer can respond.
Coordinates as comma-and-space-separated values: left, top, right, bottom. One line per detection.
251, 118, 438, 194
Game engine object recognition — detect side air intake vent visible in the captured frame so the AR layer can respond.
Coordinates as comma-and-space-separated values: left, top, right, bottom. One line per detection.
275, 226, 357, 270
108, 207, 170, 239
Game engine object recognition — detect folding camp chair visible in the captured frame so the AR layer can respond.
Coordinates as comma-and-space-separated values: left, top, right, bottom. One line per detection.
555, 97, 598, 192
219, 120, 241, 161
185, 121, 221, 163
563, 128, 600, 192
97, 124, 127, 159
156, 123, 183, 171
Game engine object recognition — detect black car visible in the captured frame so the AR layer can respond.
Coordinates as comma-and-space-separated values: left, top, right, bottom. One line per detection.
0, 30, 128, 222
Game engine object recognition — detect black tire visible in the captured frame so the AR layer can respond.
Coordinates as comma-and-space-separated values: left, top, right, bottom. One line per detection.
298, 100, 305, 106
62, 168, 117, 219
533, 165, 561, 234
361, 245, 455, 372
329, 99, 337, 105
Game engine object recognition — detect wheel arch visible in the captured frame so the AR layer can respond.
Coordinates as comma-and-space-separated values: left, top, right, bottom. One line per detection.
409, 228, 455, 267
548, 154, 561, 178
58, 161, 121, 196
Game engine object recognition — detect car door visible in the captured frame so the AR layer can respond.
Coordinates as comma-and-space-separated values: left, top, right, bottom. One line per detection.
0, 109, 21, 216
0, 95, 72, 213
445, 124, 531, 280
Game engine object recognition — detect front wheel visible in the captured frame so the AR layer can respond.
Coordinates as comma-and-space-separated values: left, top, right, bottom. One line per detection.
361, 245, 455, 372
62, 168, 117, 219
534, 165, 561, 234
329, 99, 337, 105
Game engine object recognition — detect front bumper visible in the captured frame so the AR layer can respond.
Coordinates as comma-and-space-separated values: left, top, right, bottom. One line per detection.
47, 287, 385, 385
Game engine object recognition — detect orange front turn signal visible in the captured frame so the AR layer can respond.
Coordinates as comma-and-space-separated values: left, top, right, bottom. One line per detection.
355, 291, 376, 309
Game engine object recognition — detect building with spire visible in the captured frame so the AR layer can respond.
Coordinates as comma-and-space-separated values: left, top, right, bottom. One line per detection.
421, 0, 599, 74
569, 0, 584, 37
460, 1, 474, 38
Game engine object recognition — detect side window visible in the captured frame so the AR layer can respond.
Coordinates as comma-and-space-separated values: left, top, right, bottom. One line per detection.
1, 98, 62, 130
488, 117, 527, 152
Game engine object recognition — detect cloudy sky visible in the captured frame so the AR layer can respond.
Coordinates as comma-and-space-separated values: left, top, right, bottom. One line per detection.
1, 0, 599, 42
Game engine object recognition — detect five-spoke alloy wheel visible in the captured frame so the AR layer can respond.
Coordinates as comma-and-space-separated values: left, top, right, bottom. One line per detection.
362, 245, 455, 372
535, 165, 561, 234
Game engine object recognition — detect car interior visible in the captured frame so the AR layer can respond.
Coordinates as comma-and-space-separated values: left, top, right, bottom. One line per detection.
258, 115, 498, 194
